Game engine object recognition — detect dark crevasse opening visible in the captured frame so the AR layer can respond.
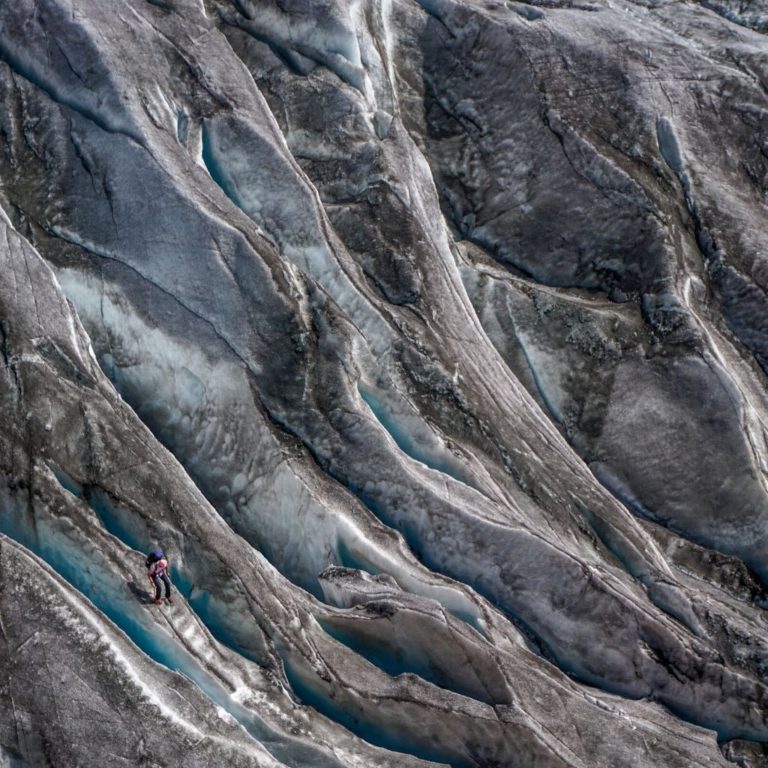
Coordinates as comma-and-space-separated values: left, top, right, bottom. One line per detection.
0, 496, 349, 768
333, 534, 491, 644
39, 481, 464, 764
283, 660, 456, 768
79, 486, 270, 666
51, 468, 83, 499
184, 586, 263, 664
515, 339, 565, 426
50, 470, 147, 557
316, 616, 501, 706
0, 507, 182, 674
85, 489, 147, 553
318, 618, 424, 680
201, 122, 243, 210
358, 386, 479, 492
447, 605, 488, 638
79, 483, 470, 761
0, 38, 141, 142
337, 524, 489, 640
347, 488, 558, 660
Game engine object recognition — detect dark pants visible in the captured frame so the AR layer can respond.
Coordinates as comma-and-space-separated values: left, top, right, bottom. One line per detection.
152, 573, 172, 600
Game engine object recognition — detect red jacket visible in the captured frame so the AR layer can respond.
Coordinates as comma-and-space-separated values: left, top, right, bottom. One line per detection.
148, 558, 169, 577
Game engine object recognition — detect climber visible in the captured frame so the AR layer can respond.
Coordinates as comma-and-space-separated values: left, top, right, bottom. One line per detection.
145, 548, 173, 606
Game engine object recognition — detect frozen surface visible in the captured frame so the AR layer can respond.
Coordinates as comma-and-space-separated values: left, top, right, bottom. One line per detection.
0, 0, 768, 765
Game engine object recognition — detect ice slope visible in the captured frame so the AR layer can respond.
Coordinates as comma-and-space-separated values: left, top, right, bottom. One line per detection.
0, 207, 738, 767
0, 0, 767, 765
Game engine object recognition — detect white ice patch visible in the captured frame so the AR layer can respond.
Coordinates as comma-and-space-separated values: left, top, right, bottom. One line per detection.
201, 117, 395, 357
514, 329, 567, 424
234, 0, 372, 98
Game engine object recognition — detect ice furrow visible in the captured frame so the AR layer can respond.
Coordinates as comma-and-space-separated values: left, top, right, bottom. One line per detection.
1, 0, 767, 764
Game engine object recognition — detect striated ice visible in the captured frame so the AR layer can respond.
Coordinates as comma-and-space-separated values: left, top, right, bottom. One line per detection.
1, 0, 768, 765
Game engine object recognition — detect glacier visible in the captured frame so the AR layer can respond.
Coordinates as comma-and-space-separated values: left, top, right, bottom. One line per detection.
1, 0, 768, 765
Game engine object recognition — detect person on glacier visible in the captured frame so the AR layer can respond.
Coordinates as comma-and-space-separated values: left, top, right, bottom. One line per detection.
145, 549, 173, 606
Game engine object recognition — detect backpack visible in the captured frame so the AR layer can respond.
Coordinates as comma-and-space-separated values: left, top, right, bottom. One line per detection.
146, 549, 165, 568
